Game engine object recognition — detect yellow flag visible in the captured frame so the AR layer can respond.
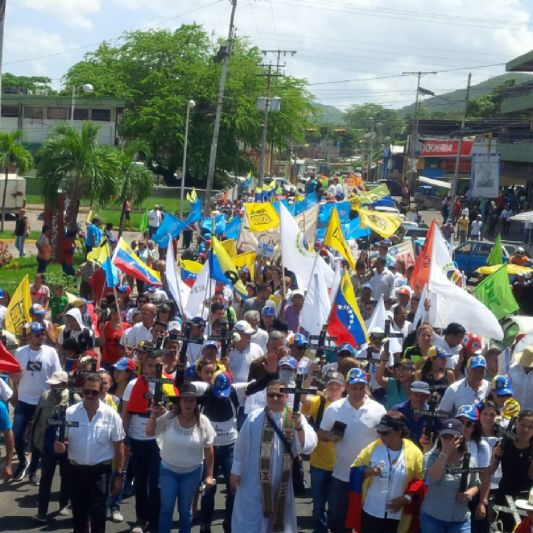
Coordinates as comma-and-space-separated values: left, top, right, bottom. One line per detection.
5, 275, 32, 336
86, 209, 93, 226
211, 236, 247, 295
220, 238, 237, 258
358, 184, 390, 204
86, 238, 110, 263
358, 208, 402, 238
244, 203, 280, 232
232, 250, 256, 280
179, 259, 203, 275
324, 207, 356, 270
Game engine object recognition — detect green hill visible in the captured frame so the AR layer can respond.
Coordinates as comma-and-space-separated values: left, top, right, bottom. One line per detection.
312, 102, 344, 125
400, 73, 533, 115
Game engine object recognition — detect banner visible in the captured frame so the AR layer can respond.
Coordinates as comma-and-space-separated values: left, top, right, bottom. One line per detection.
388, 240, 415, 268
358, 208, 402, 238
244, 202, 280, 232
471, 153, 500, 199
324, 207, 356, 270
4, 275, 32, 336
220, 238, 237, 258
358, 184, 390, 204
418, 139, 474, 158
232, 250, 256, 280
474, 265, 519, 320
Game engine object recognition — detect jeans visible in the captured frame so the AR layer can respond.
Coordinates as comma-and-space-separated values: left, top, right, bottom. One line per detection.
15, 235, 25, 257
327, 476, 350, 533
70, 462, 111, 533
13, 400, 39, 472
200, 444, 234, 530
310, 466, 332, 533
159, 463, 203, 533
420, 511, 471, 533
130, 438, 161, 529
38, 451, 70, 516
37, 257, 50, 274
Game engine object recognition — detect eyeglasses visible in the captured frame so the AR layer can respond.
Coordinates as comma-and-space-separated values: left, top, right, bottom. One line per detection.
267, 393, 284, 399
82, 389, 100, 397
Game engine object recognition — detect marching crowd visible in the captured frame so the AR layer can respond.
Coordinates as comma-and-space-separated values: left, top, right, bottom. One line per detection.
1, 180, 533, 533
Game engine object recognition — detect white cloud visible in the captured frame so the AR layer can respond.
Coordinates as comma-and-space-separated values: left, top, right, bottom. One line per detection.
21, 0, 101, 29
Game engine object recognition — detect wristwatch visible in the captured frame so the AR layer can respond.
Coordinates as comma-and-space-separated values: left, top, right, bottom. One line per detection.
403, 494, 413, 504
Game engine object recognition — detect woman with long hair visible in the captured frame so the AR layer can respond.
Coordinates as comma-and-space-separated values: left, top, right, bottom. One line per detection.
403, 323, 433, 363
350, 411, 424, 533
147, 383, 216, 533
420, 418, 480, 533
98, 304, 130, 368
415, 346, 456, 402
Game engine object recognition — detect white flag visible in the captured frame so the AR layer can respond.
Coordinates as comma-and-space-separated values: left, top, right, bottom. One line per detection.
165, 242, 190, 316
280, 202, 334, 289
300, 267, 331, 336
184, 260, 211, 320
329, 262, 343, 304
366, 294, 387, 332
428, 229, 503, 340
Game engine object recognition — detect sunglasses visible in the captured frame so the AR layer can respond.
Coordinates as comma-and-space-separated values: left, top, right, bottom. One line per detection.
82, 389, 100, 397
267, 393, 284, 399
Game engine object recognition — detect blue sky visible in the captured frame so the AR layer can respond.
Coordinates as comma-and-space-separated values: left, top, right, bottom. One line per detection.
7, 0, 533, 109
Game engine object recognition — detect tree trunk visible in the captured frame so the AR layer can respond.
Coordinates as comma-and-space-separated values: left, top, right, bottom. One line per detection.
0, 165, 8, 232
65, 195, 81, 233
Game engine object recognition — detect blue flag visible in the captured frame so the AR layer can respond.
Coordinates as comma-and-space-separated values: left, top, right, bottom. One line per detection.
185, 199, 202, 224
224, 216, 241, 240
152, 213, 187, 248
102, 258, 119, 288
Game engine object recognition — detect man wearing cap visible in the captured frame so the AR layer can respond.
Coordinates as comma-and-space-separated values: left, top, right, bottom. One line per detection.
283, 289, 307, 335
185, 316, 208, 368
261, 305, 276, 332
368, 257, 394, 301
357, 283, 373, 313
121, 303, 157, 354
355, 328, 388, 403
302, 371, 346, 533
438, 355, 490, 414
228, 320, 263, 383
230, 380, 317, 533
508, 346, 533, 410
11, 322, 62, 482
319, 367, 386, 533
54, 373, 125, 533
288, 333, 310, 366
31, 370, 80, 521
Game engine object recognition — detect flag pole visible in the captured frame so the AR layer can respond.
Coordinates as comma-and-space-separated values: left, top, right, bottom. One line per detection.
169, 233, 186, 318
107, 240, 124, 333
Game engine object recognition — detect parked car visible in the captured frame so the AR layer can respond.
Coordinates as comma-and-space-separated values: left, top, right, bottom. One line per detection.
453, 240, 521, 278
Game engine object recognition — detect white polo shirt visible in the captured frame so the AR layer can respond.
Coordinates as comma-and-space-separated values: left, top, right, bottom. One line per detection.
438, 377, 489, 414
508, 363, 533, 410
229, 342, 264, 383
66, 401, 125, 465
121, 322, 152, 349
320, 396, 386, 482
15, 344, 61, 405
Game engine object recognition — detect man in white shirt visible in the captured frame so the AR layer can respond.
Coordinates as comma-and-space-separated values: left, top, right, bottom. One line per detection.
369, 257, 394, 301
438, 355, 490, 414
186, 316, 207, 368
12, 321, 61, 482
229, 320, 263, 383
508, 346, 533, 410
245, 310, 268, 352
121, 303, 156, 352
147, 204, 162, 238
54, 373, 125, 533
433, 322, 466, 372
470, 214, 483, 240
319, 367, 386, 533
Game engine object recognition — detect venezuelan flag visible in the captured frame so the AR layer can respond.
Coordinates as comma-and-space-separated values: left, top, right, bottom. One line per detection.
180, 259, 203, 287
327, 271, 368, 346
112, 238, 162, 287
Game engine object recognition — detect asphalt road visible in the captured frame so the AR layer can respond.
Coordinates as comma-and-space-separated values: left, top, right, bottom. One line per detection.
0, 458, 315, 533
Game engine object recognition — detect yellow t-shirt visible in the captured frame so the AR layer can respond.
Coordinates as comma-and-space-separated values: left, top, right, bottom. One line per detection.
303, 394, 335, 471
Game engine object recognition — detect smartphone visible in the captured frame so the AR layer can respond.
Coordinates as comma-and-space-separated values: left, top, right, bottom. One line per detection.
331, 420, 347, 438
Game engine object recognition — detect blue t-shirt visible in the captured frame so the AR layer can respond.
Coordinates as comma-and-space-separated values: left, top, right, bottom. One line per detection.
386, 378, 407, 409
85, 224, 102, 247
0, 400, 12, 431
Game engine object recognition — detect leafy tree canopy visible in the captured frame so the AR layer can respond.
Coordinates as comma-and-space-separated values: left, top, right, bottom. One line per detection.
3, 73, 54, 94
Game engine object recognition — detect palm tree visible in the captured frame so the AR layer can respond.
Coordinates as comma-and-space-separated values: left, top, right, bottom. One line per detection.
0, 131, 34, 231
38, 122, 121, 231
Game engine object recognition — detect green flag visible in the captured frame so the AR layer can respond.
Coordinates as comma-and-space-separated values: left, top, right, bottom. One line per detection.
139, 208, 149, 234
487, 234, 503, 266
474, 264, 519, 320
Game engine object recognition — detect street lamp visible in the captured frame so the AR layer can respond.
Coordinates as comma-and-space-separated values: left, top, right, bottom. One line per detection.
70, 83, 93, 125
179, 99, 196, 218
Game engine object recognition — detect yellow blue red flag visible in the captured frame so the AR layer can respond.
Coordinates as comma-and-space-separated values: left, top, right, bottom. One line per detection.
112, 238, 161, 286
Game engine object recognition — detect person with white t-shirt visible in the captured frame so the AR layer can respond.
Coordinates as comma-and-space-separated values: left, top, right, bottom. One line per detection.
121, 303, 156, 353
470, 214, 483, 241
11, 321, 61, 482
148, 205, 163, 238
319, 367, 386, 533
122, 351, 164, 533
229, 320, 264, 382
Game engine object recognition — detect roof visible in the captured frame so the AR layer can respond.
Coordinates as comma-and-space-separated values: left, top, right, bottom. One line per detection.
507, 49, 533, 72
1, 94, 125, 107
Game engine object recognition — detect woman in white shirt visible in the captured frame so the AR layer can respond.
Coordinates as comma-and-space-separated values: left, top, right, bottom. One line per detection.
146, 383, 215, 533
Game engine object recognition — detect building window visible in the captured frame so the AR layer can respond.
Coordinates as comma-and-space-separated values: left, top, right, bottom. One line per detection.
24, 106, 44, 119
73, 108, 89, 120
91, 108, 111, 121
47, 107, 69, 120
1, 105, 19, 118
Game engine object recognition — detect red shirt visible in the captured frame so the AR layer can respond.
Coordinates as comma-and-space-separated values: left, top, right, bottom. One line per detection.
101, 321, 131, 364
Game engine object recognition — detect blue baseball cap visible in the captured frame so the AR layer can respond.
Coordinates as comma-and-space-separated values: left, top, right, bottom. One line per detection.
30, 304, 46, 318
278, 356, 297, 370
112, 357, 137, 372
468, 355, 487, 369
338, 343, 355, 355
28, 321, 45, 335
212, 372, 232, 398
191, 316, 206, 327
292, 333, 309, 348
184, 366, 197, 380
493, 375, 513, 397
428, 346, 450, 359
456, 404, 479, 422
347, 367, 368, 385
202, 340, 219, 350
262, 305, 276, 317
362, 283, 372, 291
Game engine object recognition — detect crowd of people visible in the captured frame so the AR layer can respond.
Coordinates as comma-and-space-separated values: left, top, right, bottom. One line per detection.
1, 178, 533, 533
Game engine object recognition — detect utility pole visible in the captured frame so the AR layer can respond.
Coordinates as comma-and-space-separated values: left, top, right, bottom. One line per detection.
367, 117, 375, 182
451, 72, 472, 205
403, 70, 437, 192
204, 0, 237, 215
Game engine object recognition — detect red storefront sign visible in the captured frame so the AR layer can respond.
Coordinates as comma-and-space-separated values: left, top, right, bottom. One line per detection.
419, 139, 474, 158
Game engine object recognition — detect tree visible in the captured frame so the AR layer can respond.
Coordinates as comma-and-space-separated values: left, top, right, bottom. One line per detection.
63, 26, 312, 185
344, 104, 404, 143
467, 79, 518, 119
3, 73, 54, 95
37, 123, 121, 231
0, 131, 33, 231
